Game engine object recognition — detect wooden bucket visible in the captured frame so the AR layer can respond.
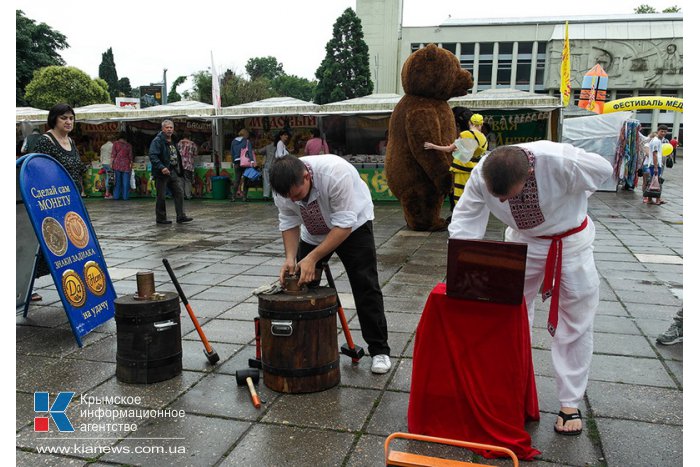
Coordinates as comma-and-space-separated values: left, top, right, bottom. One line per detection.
258, 287, 340, 393
114, 292, 182, 384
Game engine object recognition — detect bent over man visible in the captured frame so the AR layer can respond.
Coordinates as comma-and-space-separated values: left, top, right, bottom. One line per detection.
449, 141, 612, 436
269, 154, 392, 374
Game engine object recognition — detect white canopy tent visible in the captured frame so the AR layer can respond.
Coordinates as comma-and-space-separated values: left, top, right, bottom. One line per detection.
317, 94, 401, 116
220, 97, 320, 118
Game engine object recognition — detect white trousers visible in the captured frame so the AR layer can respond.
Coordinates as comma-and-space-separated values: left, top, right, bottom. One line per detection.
506, 218, 600, 409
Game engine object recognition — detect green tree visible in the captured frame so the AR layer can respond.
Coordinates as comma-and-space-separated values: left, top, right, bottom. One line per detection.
246, 57, 285, 81
98, 47, 119, 101
272, 74, 317, 102
24, 66, 110, 109
168, 75, 187, 103
634, 4, 681, 13
634, 4, 657, 13
190, 70, 213, 104
221, 71, 275, 106
314, 8, 373, 104
117, 77, 132, 97
16, 10, 69, 105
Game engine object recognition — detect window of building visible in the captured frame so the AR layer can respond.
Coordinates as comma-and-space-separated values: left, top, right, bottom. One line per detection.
477, 42, 494, 87
442, 43, 456, 55
460, 42, 475, 71
518, 41, 533, 55
533, 41, 546, 91
411, 43, 421, 53
496, 42, 514, 87
478, 63, 493, 86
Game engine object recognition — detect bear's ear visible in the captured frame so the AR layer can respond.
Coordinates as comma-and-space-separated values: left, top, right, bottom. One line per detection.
424, 43, 439, 62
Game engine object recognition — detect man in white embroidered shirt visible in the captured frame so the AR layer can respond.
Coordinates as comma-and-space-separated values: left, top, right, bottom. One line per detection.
270, 154, 392, 374
449, 141, 612, 436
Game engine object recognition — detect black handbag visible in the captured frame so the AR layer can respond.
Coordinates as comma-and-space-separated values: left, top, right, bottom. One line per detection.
637, 167, 644, 177
666, 157, 674, 168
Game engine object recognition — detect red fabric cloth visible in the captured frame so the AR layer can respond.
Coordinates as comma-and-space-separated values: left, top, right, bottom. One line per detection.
407, 283, 540, 461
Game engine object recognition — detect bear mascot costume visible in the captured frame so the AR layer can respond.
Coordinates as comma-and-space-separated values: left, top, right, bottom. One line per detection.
385, 44, 473, 231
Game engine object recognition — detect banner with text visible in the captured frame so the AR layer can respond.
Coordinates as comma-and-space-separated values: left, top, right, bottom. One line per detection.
19, 154, 116, 346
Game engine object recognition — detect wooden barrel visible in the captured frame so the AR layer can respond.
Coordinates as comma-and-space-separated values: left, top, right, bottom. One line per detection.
259, 287, 340, 393
114, 292, 182, 384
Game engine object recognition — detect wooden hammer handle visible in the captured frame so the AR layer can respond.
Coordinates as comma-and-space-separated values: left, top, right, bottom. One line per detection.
246, 377, 261, 409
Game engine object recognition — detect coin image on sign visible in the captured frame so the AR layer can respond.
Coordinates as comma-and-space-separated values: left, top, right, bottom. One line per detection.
41, 217, 68, 257
64, 211, 90, 249
61, 270, 87, 308
83, 261, 107, 296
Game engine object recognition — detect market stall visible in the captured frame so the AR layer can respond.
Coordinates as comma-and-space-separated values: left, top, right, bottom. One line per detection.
16, 102, 217, 198
218, 97, 321, 199
17, 90, 560, 202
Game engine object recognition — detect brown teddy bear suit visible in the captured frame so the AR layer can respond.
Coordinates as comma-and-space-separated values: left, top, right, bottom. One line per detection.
385, 44, 473, 231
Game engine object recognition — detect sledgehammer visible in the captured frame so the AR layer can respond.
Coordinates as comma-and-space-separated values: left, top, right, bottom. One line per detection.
236, 369, 261, 409
162, 258, 220, 365
322, 263, 365, 363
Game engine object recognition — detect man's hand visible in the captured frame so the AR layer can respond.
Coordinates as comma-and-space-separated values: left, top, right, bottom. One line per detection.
295, 255, 318, 286
279, 258, 297, 285
161, 167, 170, 176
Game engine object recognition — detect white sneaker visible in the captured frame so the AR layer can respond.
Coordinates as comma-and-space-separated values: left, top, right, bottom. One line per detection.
371, 354, 392, 374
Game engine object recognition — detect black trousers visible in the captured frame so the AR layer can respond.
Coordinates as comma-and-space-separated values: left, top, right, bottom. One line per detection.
298, 221, 390, 356
155, 170, 185, 222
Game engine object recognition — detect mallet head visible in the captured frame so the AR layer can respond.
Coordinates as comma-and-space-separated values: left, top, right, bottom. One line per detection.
235, 369, 260, 386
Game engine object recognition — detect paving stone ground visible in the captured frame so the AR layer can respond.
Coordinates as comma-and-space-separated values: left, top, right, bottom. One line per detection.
17, 156, 683, 466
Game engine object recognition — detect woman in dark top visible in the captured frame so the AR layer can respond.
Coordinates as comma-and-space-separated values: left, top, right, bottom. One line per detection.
29, 104, 87, 300
33, 103, 87, 197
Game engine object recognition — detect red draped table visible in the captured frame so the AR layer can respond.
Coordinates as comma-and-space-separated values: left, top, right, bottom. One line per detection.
407, 283, 541, 460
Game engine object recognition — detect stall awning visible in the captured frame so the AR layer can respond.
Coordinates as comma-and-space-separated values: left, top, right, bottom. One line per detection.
16, 107, 49, 123
317, 94, 401, 115
450, 89, 560, 111
220, 97, 320, 118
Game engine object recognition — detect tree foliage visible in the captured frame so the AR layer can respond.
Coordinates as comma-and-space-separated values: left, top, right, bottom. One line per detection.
272, 74, 317, 102
25, 66, 110, 109
246, 57, 284, 81
314, 8, 373, 104
117, 77, 133, 97
168, 75, 187, 103
98, 47, 119, 101
16, 10, 69, 105
190, 70, 213, 104
634, 4, 680, 13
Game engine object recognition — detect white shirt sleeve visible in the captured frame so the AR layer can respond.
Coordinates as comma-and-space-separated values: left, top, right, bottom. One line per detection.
274, 195, 302, 232
448, 166, 491, 240
327, 168, 358, 228
564, 145, 613, 195
275, 141, 289, 157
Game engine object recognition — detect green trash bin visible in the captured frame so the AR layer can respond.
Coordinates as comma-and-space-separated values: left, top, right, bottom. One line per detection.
211, 176, 230, 200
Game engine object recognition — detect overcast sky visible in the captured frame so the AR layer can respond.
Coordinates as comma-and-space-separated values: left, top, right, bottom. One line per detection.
16, 0, 688, 94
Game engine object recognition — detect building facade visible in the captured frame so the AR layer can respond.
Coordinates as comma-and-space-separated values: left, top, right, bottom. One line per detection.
356, 0, 683, 139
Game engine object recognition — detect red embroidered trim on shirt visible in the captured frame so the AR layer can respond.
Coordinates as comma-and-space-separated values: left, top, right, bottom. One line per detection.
508, 148, 545, 230
299, 163, 331, 235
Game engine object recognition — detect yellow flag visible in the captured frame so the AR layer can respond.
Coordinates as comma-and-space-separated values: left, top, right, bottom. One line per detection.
560, 22, 571, 107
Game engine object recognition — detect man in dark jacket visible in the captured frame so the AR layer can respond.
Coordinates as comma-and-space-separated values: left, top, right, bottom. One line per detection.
149, 120, 193, 224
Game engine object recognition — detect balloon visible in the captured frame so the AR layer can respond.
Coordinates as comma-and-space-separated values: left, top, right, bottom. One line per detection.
662, 143, 674, 157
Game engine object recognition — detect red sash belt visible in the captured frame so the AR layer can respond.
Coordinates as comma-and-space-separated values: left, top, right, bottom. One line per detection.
537, 217, 589, 336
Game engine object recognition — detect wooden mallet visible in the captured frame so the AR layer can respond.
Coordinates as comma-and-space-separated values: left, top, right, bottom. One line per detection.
236, 369, 261, 409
